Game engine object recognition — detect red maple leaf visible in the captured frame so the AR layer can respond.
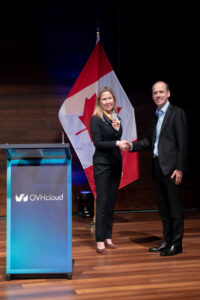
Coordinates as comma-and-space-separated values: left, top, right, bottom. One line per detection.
117, 107, 122, 114
76, 93, 122, 142
76, 94, 97, 141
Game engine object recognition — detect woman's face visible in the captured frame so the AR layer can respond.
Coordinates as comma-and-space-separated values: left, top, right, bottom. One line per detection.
100, 91, 115, 114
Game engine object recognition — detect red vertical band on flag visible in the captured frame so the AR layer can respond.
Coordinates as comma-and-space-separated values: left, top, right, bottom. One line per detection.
120, 149, 139, 189
66, 41, 113, 98
84, 165, 96, 197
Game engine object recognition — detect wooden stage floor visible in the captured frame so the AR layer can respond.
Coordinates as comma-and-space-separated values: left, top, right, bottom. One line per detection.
1, 211, 200, 299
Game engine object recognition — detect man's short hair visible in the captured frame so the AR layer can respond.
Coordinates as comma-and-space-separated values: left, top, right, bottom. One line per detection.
152, 81, 169, 91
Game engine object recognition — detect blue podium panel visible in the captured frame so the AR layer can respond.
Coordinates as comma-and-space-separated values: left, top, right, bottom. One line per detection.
1, 144, 72, 278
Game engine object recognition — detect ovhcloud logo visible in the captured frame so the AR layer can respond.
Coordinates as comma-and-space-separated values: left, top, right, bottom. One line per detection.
15, 194, 28, 202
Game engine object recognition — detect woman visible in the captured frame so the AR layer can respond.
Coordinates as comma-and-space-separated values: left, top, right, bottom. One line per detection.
90, 86, 129, 254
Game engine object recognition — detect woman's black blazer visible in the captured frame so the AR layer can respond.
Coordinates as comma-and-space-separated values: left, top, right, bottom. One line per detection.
90, 115, 122, 165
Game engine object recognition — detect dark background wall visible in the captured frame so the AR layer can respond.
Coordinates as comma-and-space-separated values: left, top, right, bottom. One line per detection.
0, 1, 199, 215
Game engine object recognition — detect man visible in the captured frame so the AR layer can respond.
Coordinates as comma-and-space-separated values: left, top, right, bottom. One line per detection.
129, 81, 188, 256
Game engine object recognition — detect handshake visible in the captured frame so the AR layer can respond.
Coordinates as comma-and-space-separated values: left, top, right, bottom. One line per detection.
116, 140, 131, 151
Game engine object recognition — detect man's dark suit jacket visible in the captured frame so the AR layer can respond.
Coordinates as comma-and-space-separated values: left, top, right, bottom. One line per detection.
130, 103, 188, 176
90, 115, 122, 166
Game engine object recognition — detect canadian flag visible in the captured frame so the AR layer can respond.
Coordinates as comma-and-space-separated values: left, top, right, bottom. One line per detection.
59, 40, 139, 196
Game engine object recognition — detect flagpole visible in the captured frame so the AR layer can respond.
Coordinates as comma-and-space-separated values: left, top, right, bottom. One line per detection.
96, 21, 100, 44
88, 196, 96, 232
88, 23, 100, 232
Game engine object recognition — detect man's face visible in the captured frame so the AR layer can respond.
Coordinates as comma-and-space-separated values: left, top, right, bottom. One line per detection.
152, 82, 170, 109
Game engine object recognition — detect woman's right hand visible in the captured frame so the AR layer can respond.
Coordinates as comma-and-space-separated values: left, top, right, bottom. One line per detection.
116, 140, 131, 151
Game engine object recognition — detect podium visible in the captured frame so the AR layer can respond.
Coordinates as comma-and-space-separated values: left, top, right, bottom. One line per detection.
0, 143, 72, 280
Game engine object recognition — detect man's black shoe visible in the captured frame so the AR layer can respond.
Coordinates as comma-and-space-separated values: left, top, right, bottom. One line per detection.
160, 244, 182, 256
148, 241, 168, 252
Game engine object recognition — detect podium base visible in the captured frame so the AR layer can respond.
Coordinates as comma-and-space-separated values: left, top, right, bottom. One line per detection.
6, 272, 73, 280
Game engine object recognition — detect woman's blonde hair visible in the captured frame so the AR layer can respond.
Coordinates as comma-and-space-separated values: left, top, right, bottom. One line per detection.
92, 86, 117, 121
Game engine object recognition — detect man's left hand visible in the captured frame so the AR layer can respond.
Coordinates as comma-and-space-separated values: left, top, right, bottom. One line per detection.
171, 170, 183, 185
